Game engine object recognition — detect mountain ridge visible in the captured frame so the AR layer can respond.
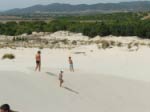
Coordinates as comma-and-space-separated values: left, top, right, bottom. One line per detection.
3, 1, 150, 14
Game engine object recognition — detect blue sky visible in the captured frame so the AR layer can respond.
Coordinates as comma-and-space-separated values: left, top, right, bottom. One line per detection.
0, 0, 148, 11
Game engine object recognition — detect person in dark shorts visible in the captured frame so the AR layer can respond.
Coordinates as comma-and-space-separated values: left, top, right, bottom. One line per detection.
69, 56, 74, 72
35, 51, 41, 72
59, 70, 64, 87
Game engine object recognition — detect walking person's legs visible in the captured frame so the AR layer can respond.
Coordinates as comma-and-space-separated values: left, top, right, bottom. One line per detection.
39, 62, 41, 72
60, 79, 64, 87
70, 64, 74, 72
69, 64, 71, 72
35, 63, 38, 71
35, 61, 41, 72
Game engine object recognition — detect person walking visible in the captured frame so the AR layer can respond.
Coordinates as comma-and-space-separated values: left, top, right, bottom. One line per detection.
68, 56, 74, 72
59, 70, 64, 87
35, 51, 41, 72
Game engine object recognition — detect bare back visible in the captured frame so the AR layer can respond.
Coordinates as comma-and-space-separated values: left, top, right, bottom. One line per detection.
36, 54, 41, 61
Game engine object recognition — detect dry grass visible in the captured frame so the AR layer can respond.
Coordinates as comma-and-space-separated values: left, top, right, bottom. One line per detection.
140, 42, 147, 46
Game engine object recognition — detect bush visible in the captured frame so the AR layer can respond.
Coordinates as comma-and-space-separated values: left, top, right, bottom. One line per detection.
39, 46, 44, 49
110, 40, 116, 46
140, 42, 146, 46
13, 37, 28, 42
72, 40, 77, 45
134, 42, 139, 47
101, 40, 110, 49
61, 39, 69, 45
117, 42, 123, 47
128, 43, 132, 49
2, 54, 15, 60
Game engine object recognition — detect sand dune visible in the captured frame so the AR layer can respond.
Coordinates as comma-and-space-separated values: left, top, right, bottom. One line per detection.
0, 47, 150, 112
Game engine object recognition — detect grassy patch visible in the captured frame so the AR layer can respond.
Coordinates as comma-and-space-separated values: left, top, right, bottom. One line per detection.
2, 53, 15, 60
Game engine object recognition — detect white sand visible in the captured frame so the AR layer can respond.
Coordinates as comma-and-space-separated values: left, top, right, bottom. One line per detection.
0, 46, 150, 112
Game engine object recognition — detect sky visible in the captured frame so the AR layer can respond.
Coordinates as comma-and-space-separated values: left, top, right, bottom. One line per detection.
0, 0, 148, 11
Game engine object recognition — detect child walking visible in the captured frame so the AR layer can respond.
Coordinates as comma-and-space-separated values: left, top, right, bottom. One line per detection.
59, 70, 64, 87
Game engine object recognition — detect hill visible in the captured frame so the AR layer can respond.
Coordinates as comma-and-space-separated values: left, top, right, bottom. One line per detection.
3, 1, 150, 14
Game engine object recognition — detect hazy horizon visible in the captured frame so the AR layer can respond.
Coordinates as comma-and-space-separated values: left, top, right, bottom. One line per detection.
0, 0, 148, 11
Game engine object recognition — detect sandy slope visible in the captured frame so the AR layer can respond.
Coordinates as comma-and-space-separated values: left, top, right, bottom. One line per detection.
0, 47, 150, 112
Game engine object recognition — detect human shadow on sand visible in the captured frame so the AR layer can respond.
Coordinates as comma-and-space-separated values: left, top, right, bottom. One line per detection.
63, 86, 79, 94
46, 72, 79, 94
46, 72, 58, 77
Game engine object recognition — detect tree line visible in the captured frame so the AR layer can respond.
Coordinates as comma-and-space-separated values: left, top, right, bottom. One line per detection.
0, 13, 150, 39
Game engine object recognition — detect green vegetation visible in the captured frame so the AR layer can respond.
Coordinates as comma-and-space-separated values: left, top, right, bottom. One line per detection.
2, 53, 15, 59
0, 12, 150, 39
13, 37, 28, 42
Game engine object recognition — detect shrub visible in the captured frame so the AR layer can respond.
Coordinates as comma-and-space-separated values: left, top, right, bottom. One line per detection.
110, 40, 116, 46
72, 40, 77, 45
13, 37, 28, 42
2, 54, 15, 60
101, 40, 110, 49
134, 42, 139, 47
140, 42, 146, 46
51, 40, 59, 44
61, 39, 69, 45
95, 40, 101, 44
128, 43, 133, 49
39, 46, 44, 49
117, 42, 123, 47
148, 43, 150, 47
